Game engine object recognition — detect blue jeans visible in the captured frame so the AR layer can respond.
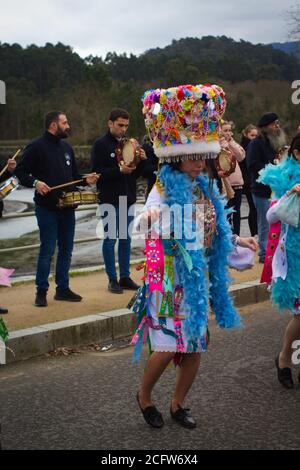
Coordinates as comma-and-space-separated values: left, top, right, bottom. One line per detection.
252, 194, 270, 258
35, 205, 75, 290
100, 204, 134, 280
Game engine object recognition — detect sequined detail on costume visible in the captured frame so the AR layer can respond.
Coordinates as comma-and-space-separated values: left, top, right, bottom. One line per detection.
145, 238, 164, 293
174, 317, 185, 353
192, 186, 217, 248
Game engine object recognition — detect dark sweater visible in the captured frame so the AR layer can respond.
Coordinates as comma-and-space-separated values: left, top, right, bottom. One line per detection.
239, 135, 251, 192
0, 170, 11, 184
15, 131, 82, 210
141, 142, 159, 197
91, 131, 147, 206
246, 135, 276, 198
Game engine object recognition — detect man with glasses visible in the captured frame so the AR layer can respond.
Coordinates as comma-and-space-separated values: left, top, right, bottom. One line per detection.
246, 113, 286, 263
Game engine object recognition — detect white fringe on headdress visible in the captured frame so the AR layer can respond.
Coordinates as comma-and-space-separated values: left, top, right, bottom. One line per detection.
155, 141, 221, 161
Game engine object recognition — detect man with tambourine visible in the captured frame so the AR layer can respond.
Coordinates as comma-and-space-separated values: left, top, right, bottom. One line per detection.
15, 111, 98, 307
91, 108, 148, 294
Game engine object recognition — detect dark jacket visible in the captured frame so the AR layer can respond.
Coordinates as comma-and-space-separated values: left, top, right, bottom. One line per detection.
15, 131, 82, 210
91, 131, 147, 206
240, 135, 251, 192
141, 142, 159, 197
246, 134, 276, 198
0, 170, 11, 184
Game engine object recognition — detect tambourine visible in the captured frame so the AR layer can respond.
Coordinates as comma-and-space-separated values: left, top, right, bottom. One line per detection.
0, 176, 19, 201
214, 149, 236, 177
116, 138, 141, 168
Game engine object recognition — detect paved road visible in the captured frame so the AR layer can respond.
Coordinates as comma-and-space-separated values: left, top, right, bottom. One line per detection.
0, 301, 299, 450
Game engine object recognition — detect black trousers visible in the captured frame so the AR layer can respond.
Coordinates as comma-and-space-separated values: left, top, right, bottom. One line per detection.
226, 188, 243, 236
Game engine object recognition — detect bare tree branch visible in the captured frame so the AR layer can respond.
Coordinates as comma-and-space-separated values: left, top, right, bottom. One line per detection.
287, 2, 300, 39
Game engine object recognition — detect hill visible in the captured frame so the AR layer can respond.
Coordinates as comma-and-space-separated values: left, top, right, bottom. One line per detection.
0, 36, 299, 143
271, 40, 300, 62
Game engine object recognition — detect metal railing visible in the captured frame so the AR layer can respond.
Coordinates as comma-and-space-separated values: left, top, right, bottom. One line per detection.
0, 201, 145, 255
0, 197, 250, 255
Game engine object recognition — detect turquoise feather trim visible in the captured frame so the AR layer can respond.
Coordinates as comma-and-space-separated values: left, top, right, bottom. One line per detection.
158, 165, 241, 342
259, 156, 300, 311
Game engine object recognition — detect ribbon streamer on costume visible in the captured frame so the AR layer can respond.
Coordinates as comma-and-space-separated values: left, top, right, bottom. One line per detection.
173, 286, 185, 352
128, 285, 146, 315
159, 291, 173, 317
145, 238, 164, 293
176, 241, 193, 272
131, 316, 176, 363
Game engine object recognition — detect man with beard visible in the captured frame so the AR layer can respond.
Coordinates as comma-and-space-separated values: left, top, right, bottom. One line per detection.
15, 111, 98, 307
246, 112, 286, 263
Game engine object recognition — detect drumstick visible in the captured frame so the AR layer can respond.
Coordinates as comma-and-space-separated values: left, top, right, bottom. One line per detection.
49, 173, 101, 191
0, 148, 21, 178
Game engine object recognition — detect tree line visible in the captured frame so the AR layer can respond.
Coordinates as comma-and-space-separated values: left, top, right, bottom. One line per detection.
0, 36, 299, 145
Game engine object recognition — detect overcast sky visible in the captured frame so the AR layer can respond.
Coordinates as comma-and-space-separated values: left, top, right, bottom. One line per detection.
0, 0, 297, 59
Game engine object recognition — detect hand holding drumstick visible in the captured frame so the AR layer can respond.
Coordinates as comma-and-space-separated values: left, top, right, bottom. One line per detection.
35, 172, 100, 196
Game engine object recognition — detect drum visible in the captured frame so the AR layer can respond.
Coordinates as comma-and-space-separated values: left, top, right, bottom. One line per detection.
0, 176, 19, 201
57, 190, 99, 209
116, 138, 141, 167
214, 148, 236, 177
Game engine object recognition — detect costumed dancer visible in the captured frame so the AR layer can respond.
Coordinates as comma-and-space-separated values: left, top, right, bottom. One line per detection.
0, 157, 17, 314
129, 84, 257, 429
260, 150, 288, 285
0, 267, 14, 364
258, 134, 300, 388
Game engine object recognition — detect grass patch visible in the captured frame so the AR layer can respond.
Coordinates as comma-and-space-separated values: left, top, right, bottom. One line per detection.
0, 231, 41, 274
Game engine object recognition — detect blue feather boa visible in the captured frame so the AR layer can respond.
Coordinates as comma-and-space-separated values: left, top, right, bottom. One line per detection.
259, 156, 300, 311
158, 165, 241, 342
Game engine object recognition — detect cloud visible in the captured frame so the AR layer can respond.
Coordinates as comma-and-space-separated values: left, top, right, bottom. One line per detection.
0, 0, 296, 58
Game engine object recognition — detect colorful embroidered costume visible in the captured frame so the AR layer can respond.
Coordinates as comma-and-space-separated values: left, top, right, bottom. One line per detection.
260, 200, 281, 286
259, 156, 300, 314
129, 84, 241, 363
130, 166, 241, 363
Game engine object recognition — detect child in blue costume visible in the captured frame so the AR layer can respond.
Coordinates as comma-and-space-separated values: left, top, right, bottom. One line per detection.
259, 134, 300, 389
131, 84, 258, 429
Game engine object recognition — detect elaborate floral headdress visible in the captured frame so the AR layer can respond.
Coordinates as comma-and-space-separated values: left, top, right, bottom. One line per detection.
142, 83, 226, 162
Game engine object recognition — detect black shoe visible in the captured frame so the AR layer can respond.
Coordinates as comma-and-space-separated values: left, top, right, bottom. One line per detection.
170, 405, 197, 429
275, 355, 294, 389
54, 288, 82, 302
0, 307, 8, 314
119, 277, 139, 291
136, 393, 164, 428
35, 289, 48, 307
108, 278, 123, 294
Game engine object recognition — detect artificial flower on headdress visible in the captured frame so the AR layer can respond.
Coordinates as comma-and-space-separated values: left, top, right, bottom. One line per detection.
142, 83, 226, 163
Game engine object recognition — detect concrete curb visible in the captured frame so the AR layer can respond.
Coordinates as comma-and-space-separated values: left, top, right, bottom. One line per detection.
2, 280, 269, 365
